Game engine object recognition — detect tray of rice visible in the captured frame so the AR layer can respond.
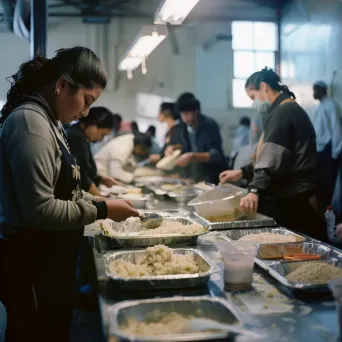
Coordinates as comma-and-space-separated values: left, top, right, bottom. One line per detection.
97, 217, 209, 249
193, 212, 277, 230
222, 228, 306, 266
268, 259, 342, 292
108, 296, 242, 341
104, 245, 217, 290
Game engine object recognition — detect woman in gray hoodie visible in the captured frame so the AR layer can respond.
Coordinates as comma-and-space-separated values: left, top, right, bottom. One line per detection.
0, 47, 139, 341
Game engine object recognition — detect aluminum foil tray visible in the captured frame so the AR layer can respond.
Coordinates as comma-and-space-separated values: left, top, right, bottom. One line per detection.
168, 189, 204, 203
194, 212, 276, 230
99, 217, 209, 249
108, 296, 242, 342
255, 242, 333, 271
104, 248, 217, 290
268, 258, 342, 292
222, 228, 306, 261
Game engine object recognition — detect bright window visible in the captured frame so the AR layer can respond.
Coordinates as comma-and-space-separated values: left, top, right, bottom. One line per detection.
232, 21, 278, 108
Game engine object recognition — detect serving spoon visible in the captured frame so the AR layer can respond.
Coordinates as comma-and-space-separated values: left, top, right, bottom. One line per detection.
140, 213, 163, 229
183, 318, 263, 339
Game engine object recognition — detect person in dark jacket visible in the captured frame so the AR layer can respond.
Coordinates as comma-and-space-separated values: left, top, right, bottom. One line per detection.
66, 107, 120, 196
165, 93, 227, 183
220, 68, 325, 241
0, 47, 139, 342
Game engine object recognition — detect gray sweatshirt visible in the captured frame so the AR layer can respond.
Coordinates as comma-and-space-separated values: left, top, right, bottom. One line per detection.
0, 102, 100, 237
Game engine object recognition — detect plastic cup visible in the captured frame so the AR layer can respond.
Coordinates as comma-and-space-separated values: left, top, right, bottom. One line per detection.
216, 241, 258, 291
329, 278, 342, 338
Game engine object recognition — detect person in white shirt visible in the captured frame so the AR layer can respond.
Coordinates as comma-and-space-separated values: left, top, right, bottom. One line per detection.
313, 81, 342, 214
95, 133, 152, 183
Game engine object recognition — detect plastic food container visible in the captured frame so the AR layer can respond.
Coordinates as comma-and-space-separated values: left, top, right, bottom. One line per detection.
329, 278, 342, 338
117, 194, 150, 209
188, 184, 247, 221
216, 241, 258, 291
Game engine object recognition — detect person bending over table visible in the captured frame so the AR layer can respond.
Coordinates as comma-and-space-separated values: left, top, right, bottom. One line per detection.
220, 68, 326, 242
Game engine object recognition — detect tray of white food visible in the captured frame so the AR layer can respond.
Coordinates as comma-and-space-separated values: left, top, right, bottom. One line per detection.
104, 245, 217, 290
221, 228, 306, 269
108, 296, 243, 342
98, 217, 209, 249
268, 258, 342, 292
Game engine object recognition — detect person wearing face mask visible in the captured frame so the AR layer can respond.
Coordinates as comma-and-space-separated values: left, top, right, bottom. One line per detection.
66, 106, 121, 196
0, 47, 140, 341
95, 133, 152, 183
165, 93, 227, 183
220, 68, 325, 241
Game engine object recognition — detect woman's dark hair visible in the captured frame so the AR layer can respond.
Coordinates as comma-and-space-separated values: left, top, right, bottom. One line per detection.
245, 67, 296, 100
160, 102, 177, 119
79, 106, 114, 129
134, 134, 152, 149
1, 46, 107, 124
240, 117, 251, 127
176, 92, 201, 113
146, 125, 156, 137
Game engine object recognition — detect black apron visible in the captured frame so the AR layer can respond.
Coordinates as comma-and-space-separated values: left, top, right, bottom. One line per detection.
0, 122, 84, 342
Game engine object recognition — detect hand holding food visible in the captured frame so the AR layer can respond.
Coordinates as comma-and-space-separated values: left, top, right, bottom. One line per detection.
219, 169, 242, 184
176, 153, 194, 167
106, 199, 140, 222
240, 193, 258, 213
165, 144, 182, 157
101, 175, 122, 187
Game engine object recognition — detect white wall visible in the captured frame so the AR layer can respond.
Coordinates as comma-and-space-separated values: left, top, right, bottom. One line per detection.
281, 0, 342, 120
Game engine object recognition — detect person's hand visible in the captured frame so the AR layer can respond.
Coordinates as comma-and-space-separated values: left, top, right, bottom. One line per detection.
105, 199, 140, 222
149, 154, 161, 164
176, 153, 194, 167
165, 145, 177, 157
219, 169, 243, 184
336, 223, 342, 241
240, 193, 259, 213
101, 176, 121, 187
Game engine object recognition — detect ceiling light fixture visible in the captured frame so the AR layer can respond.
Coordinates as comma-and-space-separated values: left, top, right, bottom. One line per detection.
154, 0, 200, 25
118, 25, 168, 79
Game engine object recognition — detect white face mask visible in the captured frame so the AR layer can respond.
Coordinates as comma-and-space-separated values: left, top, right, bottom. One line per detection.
252, 98, 271, 114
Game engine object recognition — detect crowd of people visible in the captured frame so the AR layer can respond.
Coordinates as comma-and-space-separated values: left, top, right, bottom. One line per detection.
0, 46, 341, 340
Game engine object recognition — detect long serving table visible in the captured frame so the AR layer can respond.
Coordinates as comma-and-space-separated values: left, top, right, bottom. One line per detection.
87, 197, 340, 342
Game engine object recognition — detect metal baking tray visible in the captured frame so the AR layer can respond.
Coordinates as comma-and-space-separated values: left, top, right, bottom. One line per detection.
194, 212, 276, 230
255, 242, 333, 271
222, 228, 306, 260
268, 259, 342, 292
104, 248, 217, 290
108, 296, 242, 342
99, 217, 209, 249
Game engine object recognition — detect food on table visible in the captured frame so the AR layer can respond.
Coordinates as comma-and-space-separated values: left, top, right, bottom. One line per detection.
239, 232, 297, 244
284, 254, 322, 261
205, 213, 241, 223
101, 217, 205, 237
286, 262, 342, 284
147, 221, 205, 235
109, 245, 204, 278
122, 311, 194, 336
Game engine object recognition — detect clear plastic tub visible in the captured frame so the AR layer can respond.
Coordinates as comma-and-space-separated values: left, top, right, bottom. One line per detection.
187, 184, 247, 222
216, 241, 257, 291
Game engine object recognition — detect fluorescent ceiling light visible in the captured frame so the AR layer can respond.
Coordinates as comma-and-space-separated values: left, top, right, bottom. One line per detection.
154, 0, 200, 25
119, 25, 168, 72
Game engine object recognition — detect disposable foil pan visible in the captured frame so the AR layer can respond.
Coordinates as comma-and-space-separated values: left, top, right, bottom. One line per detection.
222, 228, 306, 261
104, 248, 217, 290
168, 189, 204, 203
108, 296, 242, 342
268, 258, 342, 292
194, 212, 277, 230
98, 217, 209, 249
255, 242, 333, 271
